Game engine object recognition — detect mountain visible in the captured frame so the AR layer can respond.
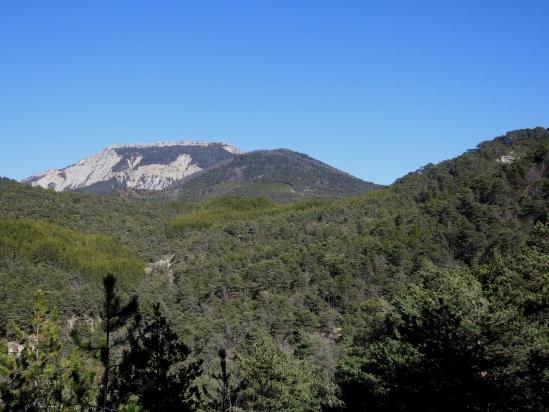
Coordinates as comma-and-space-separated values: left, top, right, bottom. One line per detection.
23, 141, 242, 193
23, 141, 379, 200
164, 148, 379, 201
2, 128, 548, 410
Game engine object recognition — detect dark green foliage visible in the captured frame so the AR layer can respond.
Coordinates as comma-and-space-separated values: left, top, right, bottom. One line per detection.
113, 144, 235, 170
0, 218, 144, 336
213, 348, 236, 412
113, 303, 202, 411
235, 333, 340, 411
165, 149, 380, 202
71, 274, 138, 411
338, 223, 549, 411
339, 268, 495, 411
0, 178, 190, 260
203, 348, 243, 412
0, 128, 547, 410
0, 291, 95, 411
392, 127, 548, 263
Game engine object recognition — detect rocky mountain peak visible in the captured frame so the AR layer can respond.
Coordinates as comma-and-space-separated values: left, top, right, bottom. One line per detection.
24, 141, 243, 192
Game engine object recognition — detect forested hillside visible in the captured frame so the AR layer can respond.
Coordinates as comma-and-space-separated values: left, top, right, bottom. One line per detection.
163, 149, 380, 201
24, 142, 379, 202
0, 127, 548, 411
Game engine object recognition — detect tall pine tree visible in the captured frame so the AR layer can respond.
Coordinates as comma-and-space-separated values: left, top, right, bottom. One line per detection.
72, 274, 138, 411
113, 303, 202, 411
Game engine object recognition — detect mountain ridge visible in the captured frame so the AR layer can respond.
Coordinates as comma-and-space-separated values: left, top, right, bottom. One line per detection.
23, 141, 241, 192
162, 148, 379, 201
23, 141, 379, 200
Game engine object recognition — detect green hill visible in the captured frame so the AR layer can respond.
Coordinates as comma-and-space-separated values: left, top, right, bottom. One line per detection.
0, 127, 547, 410
157, 148, 381, 201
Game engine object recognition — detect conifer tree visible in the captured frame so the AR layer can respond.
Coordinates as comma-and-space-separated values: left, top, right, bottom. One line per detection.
205, 348, 242, 412
72, 274, 138, 412
0, 290, 94, 410
113, 303, 202, 411
236, 333, 337, 412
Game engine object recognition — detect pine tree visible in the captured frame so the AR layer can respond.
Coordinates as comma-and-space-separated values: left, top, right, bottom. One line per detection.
113, 303, 202, 411
236, 333, 336, 412
0, 290, 95, 410
217, 348, 232, 412
205, 348, 243, 412
72, 273, 138, 411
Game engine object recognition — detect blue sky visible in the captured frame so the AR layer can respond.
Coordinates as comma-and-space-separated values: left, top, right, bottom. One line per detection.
1, 1, 548, 184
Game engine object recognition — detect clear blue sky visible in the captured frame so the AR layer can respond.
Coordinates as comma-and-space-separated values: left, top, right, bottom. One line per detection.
1, 1, 548, 184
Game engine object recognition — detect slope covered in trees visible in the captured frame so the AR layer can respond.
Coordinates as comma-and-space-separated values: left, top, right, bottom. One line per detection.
0, 127, 548, 410
164, 149, 380, 202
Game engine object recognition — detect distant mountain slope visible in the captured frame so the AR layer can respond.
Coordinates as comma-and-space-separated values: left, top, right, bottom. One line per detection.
23, 141, 379, 200
165, 149, 380, 201
24, 141, 242, 193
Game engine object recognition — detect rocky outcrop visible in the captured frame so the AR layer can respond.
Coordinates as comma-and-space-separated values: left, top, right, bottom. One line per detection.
24, 141, 243, 192
145, 254, 176, 284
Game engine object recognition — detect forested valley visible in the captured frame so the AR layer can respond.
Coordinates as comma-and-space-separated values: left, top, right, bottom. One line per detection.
1, 128, 548, 411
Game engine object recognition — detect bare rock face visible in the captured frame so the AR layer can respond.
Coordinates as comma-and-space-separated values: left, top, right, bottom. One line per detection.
497, 153, 517, 164
7, 341, 24, 357
23, 141, 243, 192
22, 140, 379, 200
145, 254, 176, 284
